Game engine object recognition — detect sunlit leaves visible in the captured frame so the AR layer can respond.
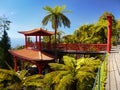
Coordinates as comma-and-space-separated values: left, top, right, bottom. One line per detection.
42, 5, 71, 29
48, 63, 67, 70
0, 69, 44, 89
44, 56, 100, 90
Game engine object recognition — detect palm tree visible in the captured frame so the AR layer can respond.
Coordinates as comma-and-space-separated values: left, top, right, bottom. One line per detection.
42, 5, 71, 59
0, 69, 44, 90
43, 56, 100, 90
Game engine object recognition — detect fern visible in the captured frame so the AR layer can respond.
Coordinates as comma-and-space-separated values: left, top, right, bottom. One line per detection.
46, 56, 100, 90
63, 56, 76, 68
0, 69, 45, 89
56, 73, 74, 90
17, 70, 28, 80
6, 83, 22, 90
53, 71, 70, 84
48, 63, 66, 70
44, 71, 59, 84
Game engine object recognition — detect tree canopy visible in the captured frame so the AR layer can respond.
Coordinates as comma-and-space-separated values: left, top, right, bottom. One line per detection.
62, 12, 118, 45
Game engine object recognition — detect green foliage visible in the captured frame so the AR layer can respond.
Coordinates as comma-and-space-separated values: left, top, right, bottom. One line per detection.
62, 12, 117, 45
94, 54, 108, 90
0, 69, 44, 90
42, 5, 71, 29
0, 17, 13, 69
44, 56, 100, 90
62, 34, 75, 43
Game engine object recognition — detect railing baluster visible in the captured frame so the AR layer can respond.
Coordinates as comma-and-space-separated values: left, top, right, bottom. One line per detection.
56, 43, 107, 52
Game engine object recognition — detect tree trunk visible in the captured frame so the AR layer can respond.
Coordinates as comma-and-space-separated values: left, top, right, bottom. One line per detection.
54, 16, 58, 62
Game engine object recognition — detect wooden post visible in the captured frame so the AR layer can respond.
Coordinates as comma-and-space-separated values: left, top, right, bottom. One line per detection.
39, 36, 41, 50
25, 35, 27, 48
13, 56, 18, 72
35, 36, 38, 49
49, 36, 51, 49
37, 63, 43, 74
36, 36, 38, 43
21, 61, 25, 70
107, 16, 112, 53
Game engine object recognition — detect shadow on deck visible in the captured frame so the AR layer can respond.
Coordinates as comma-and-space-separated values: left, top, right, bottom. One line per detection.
105, 46, 120, 90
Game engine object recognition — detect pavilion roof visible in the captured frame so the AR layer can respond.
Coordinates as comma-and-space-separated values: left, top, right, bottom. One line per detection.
18, 28, 54, 36
9, 49, 55, 62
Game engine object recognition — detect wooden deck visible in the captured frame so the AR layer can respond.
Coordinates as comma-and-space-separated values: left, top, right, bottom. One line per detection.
105, 46, 120, 90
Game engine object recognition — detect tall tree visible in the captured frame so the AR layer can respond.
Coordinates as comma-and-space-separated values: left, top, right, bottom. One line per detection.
97, 12, 117, 44
65, 12, 117, 44
0, 17, 13, 69
42, 5, 71, 59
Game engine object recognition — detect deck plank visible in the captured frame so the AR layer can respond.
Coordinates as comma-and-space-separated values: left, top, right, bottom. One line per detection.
105, 47, 120, 90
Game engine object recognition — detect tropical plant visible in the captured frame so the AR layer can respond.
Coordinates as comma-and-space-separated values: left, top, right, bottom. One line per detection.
43, 56, 100, 90
42, 5, 71, 59
0, 69, 44, 90
97, 12, 117, 45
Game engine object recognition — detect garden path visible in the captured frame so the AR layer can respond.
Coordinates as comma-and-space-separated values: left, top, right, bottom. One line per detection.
105, 45, 120, 90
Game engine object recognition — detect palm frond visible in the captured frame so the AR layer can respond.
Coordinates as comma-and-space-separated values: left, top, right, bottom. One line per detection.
42, 14, 52, 26
59, 13, 70, 28
24, 79, 44, 88
48, 63, 67, 70
79, 66, 96, 73
77, 57, 100, 66
44, 71, 59, 84
23, 74, 43, 83
76, 71, 95, 83
42, 5, 70, 29
6, 82, 22, 90
0, 69, 20, 82
63, 56, 76, 68
17, 70, 28, 80
43, 6, 53, 13
56, 73, 74, 90
54, 5, 66, 14
53, 71, 70, 84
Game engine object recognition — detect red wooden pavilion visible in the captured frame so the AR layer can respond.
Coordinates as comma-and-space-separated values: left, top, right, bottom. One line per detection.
9, 28, 55, 74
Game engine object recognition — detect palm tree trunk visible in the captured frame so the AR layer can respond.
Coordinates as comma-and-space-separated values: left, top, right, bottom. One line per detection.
54, 17, 58, 62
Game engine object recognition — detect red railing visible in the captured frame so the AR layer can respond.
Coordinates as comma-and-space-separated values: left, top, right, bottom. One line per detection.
26, 42, 107, 52
26, 42, 52, 50
57, 43, 107, 52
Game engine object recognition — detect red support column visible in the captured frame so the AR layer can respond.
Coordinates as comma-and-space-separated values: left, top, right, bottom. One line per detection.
36, 36, 38, 43
25, 35, 27, 49
37, 63, 43, 74
13, 56, 18, 72
35, 36, 38, 49
39, 36, 41, 50
21, 61, 25, 70
107, 16, 112, 53
49, 36, 51, 49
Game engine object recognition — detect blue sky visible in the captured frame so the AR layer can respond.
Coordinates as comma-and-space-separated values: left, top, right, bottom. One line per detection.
0, 0, 120, 40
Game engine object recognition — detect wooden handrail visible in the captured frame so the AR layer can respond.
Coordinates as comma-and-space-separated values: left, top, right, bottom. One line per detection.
57, 43, 107, 52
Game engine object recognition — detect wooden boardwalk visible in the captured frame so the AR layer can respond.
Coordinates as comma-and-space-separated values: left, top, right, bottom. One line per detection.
105, 46, 120, 90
